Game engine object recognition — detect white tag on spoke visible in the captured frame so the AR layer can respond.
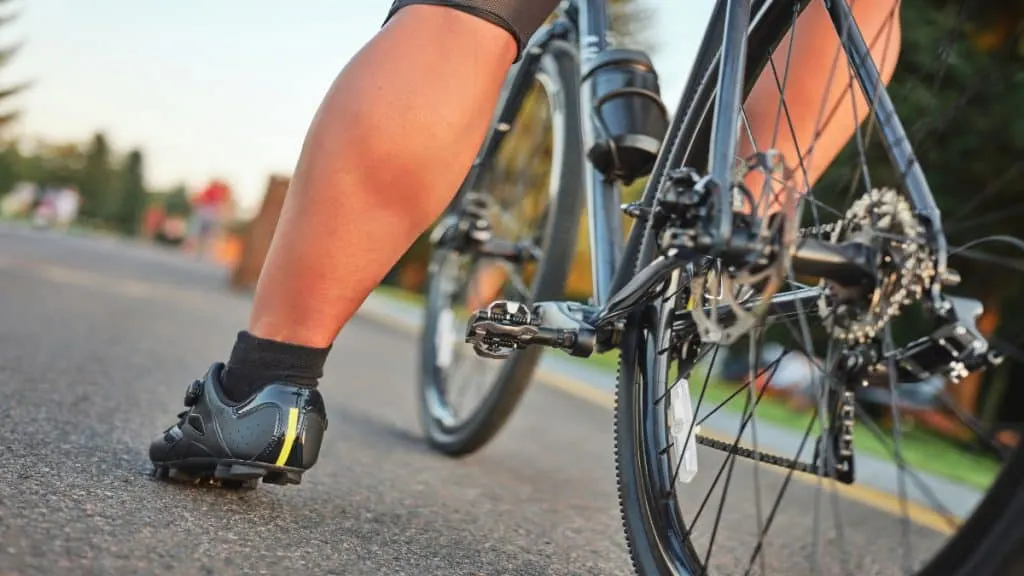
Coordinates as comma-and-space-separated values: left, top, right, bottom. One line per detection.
669, 377, 700, 484
436, 308, 456, 369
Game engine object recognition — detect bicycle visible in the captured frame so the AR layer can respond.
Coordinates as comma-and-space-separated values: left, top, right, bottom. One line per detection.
416, 0, 1024, 574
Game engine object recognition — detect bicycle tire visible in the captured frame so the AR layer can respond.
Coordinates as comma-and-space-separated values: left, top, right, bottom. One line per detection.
613, 1, 1024, 574
418, 40, 584, 457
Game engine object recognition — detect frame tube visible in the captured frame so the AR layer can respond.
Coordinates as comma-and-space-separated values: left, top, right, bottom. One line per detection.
825, 0, 947, 275
708, 0, 751, 250
576, 0, 623, 305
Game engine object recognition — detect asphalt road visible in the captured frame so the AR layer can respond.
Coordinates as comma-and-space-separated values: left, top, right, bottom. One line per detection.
0, 225, 953, 576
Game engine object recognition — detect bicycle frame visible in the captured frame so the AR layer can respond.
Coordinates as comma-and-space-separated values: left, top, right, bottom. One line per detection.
469, 0, 949, 341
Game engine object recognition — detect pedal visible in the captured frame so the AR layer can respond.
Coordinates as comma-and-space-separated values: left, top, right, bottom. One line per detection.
465, 300, 599, 359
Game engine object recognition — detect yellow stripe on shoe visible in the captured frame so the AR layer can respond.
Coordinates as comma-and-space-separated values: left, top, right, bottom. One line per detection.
275, 407, 300, 467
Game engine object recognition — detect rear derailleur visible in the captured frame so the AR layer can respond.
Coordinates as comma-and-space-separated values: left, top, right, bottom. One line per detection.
891, 294, 1004, 384
696, 292, 1004, 485
813, 293, 1003, 484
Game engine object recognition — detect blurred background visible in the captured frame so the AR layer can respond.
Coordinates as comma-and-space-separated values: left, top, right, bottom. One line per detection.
0, 0, 1021, 504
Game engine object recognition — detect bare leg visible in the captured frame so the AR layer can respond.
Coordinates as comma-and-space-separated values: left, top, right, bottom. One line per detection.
248, 6, 516, 347
465, 265, 509, 311
741, 0, 902, 212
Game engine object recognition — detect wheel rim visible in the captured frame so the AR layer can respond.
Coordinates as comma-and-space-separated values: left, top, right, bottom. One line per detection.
622, 1, 1024, 573
421, 70, 562, 437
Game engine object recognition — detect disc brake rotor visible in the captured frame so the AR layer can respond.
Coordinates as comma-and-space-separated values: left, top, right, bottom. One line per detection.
690, 150, 800, 345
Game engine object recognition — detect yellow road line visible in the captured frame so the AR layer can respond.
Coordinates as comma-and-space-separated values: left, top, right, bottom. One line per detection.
534, 369, 958, 536
357, 300, 960, 536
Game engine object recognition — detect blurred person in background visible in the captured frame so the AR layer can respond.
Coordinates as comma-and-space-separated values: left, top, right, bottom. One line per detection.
148, 1, 906, 487
0, 181, 37, 218
187, 179, 231, 259
52, 186, 81, 231
30, 186, 59, 229
158, 213, 189, 247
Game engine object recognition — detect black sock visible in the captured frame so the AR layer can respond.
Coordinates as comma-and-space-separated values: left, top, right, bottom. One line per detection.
219, 331, 332, 403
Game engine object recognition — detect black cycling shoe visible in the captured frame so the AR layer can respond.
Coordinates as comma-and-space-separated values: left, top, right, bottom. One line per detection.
149, 362, 327, 489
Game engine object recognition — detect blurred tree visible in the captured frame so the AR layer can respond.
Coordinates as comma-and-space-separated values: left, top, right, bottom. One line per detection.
608, 0, 654, 53
0, 142, 22, 192
0, 0, 30, 136
35, 140, 84, 186
77, 133, 117, 220
0, 133, 159, 234
162, 184, 192, 217
114, 149, 146, 235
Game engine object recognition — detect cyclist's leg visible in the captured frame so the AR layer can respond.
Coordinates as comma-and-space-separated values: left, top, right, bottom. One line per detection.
150, 1, 561, 479
465, 264, 509, 310
741, 0, 901, 210
247, 2, 559, 349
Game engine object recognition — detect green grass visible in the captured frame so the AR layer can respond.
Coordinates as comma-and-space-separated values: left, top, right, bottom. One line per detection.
375, 284, 426, 307
599, 349, 1000, 490
682, 375, 1001, 491
372, 285, 1002, 490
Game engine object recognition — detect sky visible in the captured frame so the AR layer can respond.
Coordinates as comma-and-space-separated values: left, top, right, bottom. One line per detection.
4, 0, 715, 217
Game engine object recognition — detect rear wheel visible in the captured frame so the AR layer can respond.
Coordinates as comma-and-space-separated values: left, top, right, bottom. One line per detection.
418, 41, 584, 456
616, 1, 1024, 574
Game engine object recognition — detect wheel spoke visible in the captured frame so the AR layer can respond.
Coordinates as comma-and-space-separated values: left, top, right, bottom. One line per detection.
744, 410, 822, 574
746, 331, 770, 576
618, 1, 1020, 573
694, 352, 787, 429
772, 324, 963, 531
884, 325, 915, 575
854, 402, 961, 530
702, 395, 746, 570
498, 260, 532, 300
951, 161, 1023, 222
687, 366, 775, 530
666, 347, 719, 489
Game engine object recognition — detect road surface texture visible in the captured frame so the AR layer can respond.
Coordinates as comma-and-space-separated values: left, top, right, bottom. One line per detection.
0, 225, 956, 575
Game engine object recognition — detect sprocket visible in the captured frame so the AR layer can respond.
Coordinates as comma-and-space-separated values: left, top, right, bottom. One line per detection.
818, 187, 935, 344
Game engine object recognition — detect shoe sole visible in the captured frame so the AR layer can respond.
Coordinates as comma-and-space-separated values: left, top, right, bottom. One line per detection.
151, 458, 305, 490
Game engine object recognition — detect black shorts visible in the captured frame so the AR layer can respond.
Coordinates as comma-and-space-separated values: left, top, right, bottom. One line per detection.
386, 0, 561, 60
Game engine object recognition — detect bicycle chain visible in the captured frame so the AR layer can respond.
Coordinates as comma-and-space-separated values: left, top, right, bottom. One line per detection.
695, 434, 821, 476
797, 221, 840, 238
